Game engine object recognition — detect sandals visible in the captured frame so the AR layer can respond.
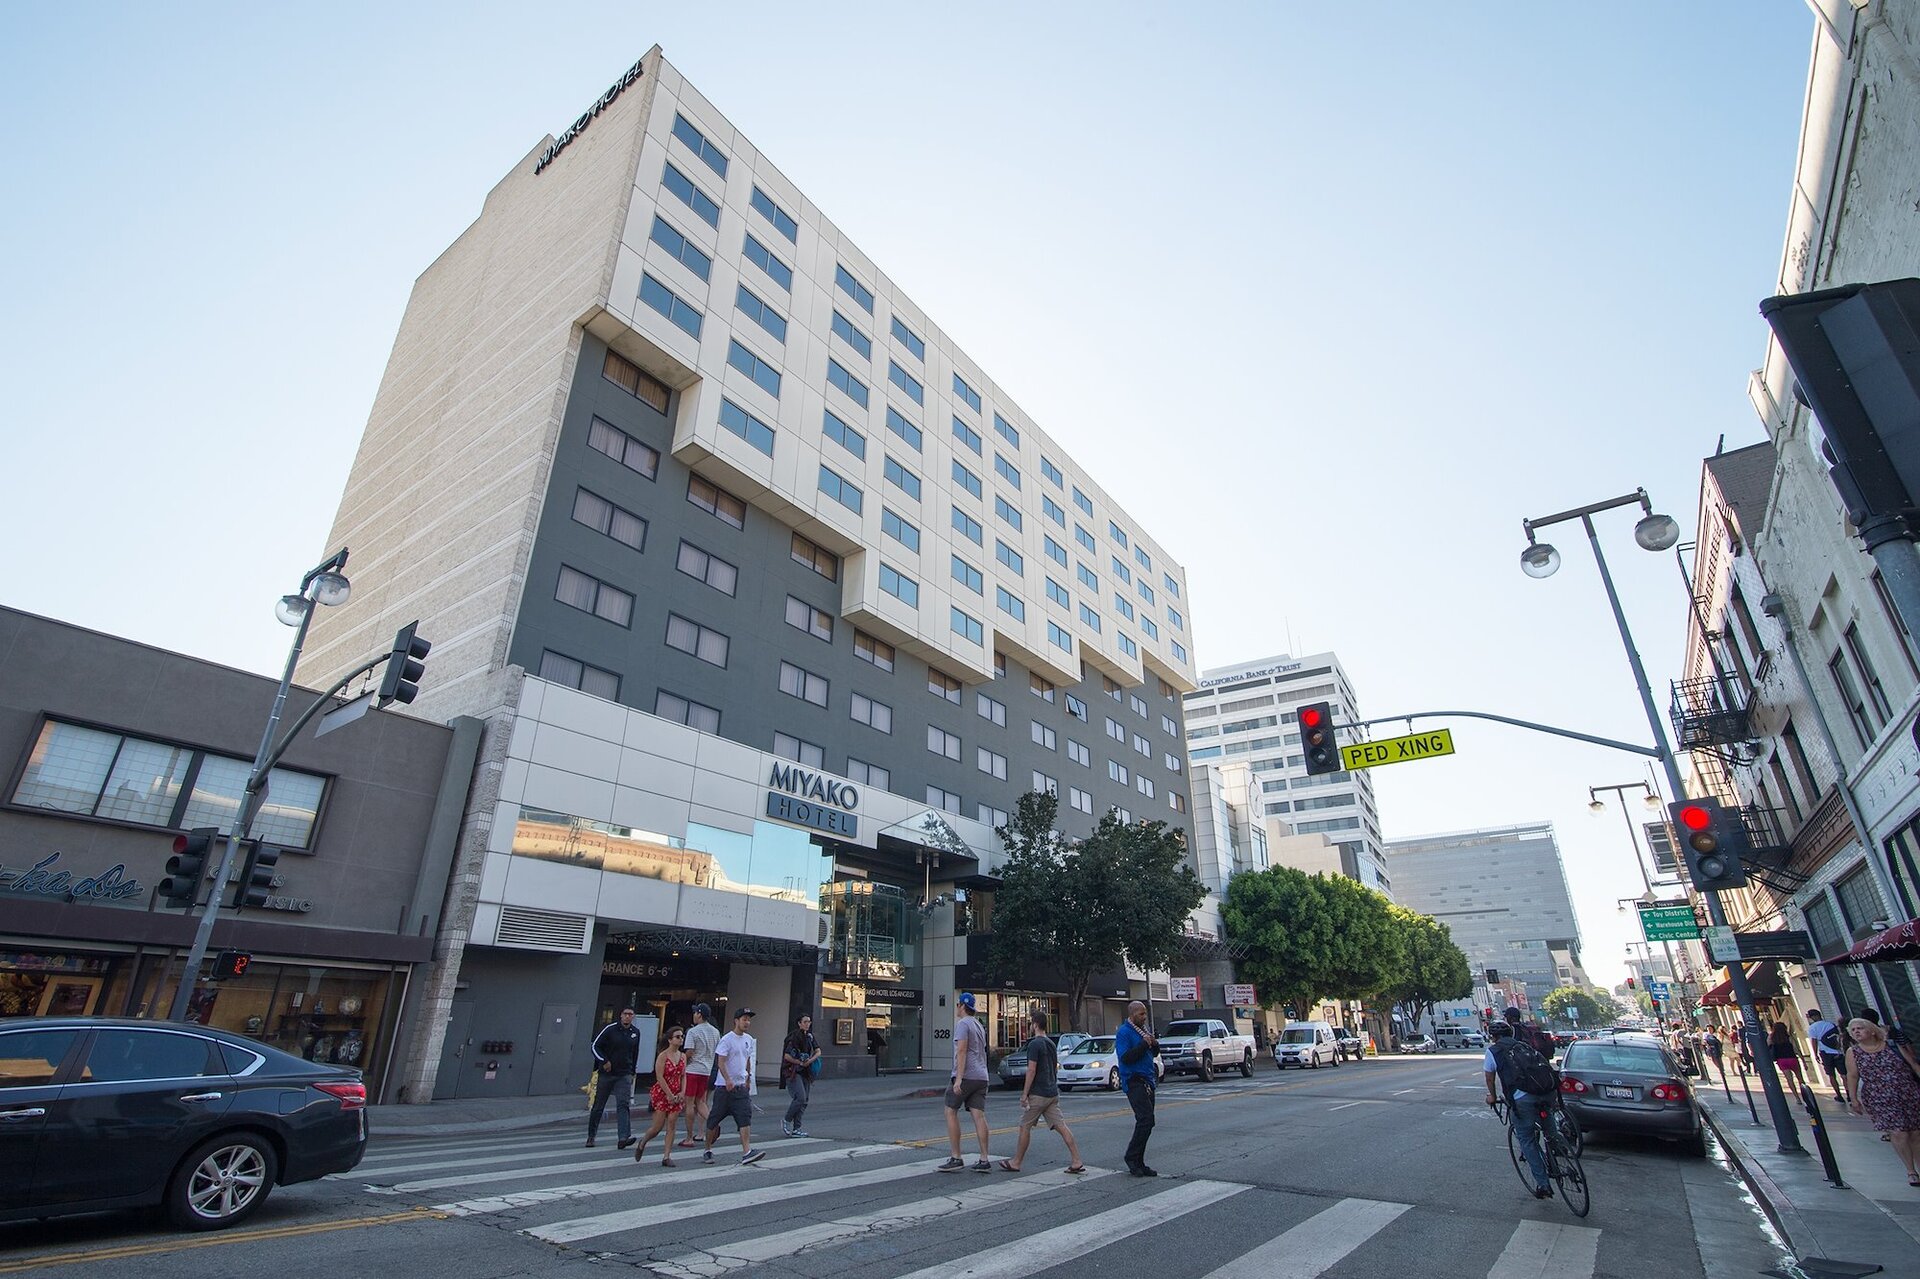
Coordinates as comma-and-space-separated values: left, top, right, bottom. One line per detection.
1065, 1165, 1087, 1174
997, 1159, 1019, 1172
675, 1139, 697, 1149
663, 1157, 676, 1168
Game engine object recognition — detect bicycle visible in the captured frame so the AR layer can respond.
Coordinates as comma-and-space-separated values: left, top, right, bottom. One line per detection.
1492, 1094, 1589, 1217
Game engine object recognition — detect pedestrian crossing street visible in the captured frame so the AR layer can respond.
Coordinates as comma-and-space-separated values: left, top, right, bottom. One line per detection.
346, 1129, 1612, 1278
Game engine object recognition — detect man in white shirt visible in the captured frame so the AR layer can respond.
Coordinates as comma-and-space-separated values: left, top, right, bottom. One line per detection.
701, 1008, 765, 1165
678, 1003, 720, 1149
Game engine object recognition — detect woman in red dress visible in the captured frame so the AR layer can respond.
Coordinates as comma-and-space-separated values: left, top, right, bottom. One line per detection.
633, 1026, 688, 1166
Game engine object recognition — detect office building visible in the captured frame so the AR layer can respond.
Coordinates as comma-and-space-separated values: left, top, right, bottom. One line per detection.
297, 49, 1199, 1098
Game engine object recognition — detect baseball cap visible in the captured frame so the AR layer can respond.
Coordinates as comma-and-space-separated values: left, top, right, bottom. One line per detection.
735, 1008, 755, 1019
1502, 1007, 1522, 1023
692, 1002, 712, 1017
958, 992, 976, 1010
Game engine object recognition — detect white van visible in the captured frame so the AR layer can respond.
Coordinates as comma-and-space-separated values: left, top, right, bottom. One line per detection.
1274, 1021, 1340, 1069
1433, 1025, 1485, 1050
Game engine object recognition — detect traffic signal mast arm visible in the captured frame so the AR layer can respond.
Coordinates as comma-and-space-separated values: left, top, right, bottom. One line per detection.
1333, 709, 1662, 759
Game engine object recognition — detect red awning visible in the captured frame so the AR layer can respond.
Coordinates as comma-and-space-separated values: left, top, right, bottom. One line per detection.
1701, 961, 1787, 1007
1822, 916, 1920, 966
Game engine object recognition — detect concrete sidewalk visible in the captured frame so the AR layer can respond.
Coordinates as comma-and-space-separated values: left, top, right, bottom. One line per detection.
367, 1070, 948, 1137
1698, 1067, 1920, 1276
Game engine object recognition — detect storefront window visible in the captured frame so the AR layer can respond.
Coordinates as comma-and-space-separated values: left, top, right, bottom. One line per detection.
0, 949, 131, 1018
821, 882, 920, 980
684, 820, 825, 904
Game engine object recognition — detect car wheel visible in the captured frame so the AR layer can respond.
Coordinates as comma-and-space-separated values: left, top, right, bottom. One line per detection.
1239, 1055, 1253, 1078
1309, 1051, 1320, 1069
1331, 1050, 1342, 1067
1681, 1128, 1708, 1158
1106, 1068, 1120, 1092
167, 1132, 278, 1231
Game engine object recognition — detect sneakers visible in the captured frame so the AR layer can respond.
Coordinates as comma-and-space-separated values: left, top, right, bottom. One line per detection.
741, 1149, 765, 1165
1128, 1164, 1159, 1177
937, 1157, 966, 1172
702, 1150, 715, 1165
780, 1120, 792, 1136
1533, 1186, 1553, 1199
584, 1138, 596, 1148
789, 1127, 809, 1138
973, 1159, 993, 1173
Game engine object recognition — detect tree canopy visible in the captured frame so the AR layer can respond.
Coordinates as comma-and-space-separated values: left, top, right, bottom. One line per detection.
1377, 906, 1474, 1033
1223, 866, 1424, 1015
986, 792, 1204, 1031
1542, 986, 1615, 1029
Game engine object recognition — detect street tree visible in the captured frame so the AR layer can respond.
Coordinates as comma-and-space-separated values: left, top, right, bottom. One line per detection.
1378, 906, 1473, 1034
1223, 865, 1336, 1016
986, 792, 1203, 1032
1318, 874, 1407, 1002
1542, 986, 1614, 1029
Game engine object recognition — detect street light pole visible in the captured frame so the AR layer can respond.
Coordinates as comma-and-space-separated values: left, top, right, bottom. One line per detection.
1523, 492, 1805, 1153
1593, 782, 1689, 1019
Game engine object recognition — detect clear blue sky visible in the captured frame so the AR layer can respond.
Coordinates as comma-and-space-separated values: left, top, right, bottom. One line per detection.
0, 4, 1817, 987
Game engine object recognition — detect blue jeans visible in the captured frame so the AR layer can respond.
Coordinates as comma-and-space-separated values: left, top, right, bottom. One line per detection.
785, 1072, 809, 1126
1511, 1093, 1550, 1190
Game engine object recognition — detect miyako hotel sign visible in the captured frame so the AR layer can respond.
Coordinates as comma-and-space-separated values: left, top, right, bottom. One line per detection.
765, 764, 859, 838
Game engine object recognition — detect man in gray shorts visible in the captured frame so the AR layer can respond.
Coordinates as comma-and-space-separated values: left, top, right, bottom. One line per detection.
938, 991, 992, 1171
999, 1010, 1085, 1173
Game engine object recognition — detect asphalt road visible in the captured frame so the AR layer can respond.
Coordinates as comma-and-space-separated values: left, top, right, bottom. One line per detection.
0, 1052, 1793, 1278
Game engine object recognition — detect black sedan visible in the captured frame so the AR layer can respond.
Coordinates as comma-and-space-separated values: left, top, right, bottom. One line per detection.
1556, 1034, 1706, 1156
0, 1017, 368, 1230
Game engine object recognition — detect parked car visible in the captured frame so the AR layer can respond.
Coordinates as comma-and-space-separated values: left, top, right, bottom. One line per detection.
1331, 1025, 1366, 1061
1432, 1025, 1486, 1050
996, 1032, 1093, 1088
1556, 1034, 1707, 1157
1158, 1019, 1257, 1079
1397, 1034, 1437, 1054
0, 1018, 369, 1230
1056, 1035, 1165, 1091
1274, 1021, 1341, 1069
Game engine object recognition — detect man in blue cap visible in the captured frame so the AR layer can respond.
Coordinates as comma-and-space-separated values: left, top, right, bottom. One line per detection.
937, 992, 993, 1171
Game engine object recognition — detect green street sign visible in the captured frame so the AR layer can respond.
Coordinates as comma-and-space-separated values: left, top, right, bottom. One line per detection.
1639, 904, 1702, 942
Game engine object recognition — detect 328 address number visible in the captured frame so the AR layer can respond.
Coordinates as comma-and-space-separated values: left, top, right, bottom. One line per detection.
933, 1028, 951, 1039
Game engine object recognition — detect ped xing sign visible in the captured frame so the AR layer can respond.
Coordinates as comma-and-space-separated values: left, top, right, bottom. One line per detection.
1340, 728, 1456, 771
1639, 904, 1703, 942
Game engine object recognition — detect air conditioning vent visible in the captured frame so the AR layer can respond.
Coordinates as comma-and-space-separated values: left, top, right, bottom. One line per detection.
494, 905, 592, 952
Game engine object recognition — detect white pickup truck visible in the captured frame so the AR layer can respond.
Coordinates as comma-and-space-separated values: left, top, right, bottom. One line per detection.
1157, 1018, 1257, 1080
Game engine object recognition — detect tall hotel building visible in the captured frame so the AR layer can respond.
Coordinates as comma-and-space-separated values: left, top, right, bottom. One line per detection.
1182, 653, 1390, 896
300, 49, 1199, 1099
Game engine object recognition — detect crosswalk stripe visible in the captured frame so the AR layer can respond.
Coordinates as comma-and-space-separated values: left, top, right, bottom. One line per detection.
372, 1139, 826, 1193
359, 1132, 582, 1162
1199, 1196, 1411, 1278
1486, 1219, 1601, 1279
355, 1137, 598, 1176
527, 1156, 946, 1244
894, 1180, 1249, 1279
437, 1143, 901, 1216
643, 1167, 1117, 1278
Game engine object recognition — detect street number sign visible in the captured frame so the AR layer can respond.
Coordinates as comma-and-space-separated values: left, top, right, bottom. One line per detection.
1638, 904, 1702, 942
1340, 729, 1456, 771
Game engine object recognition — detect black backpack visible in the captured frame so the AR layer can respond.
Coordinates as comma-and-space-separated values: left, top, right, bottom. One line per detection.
1819, 1025, 1843, 1053
1491, 1038, 1558, 1097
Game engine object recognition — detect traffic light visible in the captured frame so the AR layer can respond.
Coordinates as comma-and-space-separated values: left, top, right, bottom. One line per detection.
1668, 799, 1750, 892
1485, 968, 1500, 985
1626, 977, 1636, 990
1299, 701, 1338, 775
237, 841, 281, 909
160, 827, 218, 908
377, 621, 432, 706
211, 949, 253, 980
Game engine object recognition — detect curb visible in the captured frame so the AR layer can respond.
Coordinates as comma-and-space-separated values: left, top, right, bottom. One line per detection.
1702, 1104, 1815, 1260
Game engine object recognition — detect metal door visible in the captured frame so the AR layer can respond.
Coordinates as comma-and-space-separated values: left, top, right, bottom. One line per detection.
530, 1002, 579, 1097
437, 1000, 473, 1100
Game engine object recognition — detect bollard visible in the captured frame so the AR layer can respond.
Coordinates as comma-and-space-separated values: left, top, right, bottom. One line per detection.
1798, 1084, 1847, 1188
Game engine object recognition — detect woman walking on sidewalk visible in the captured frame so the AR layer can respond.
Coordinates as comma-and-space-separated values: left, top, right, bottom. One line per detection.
1844, 1017, 1920, 1187
632, 1027, 689, 1166
1767, 1021, 1806, 1091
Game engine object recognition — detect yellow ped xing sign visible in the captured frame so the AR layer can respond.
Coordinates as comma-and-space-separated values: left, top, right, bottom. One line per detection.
1340, 728, 1456, 771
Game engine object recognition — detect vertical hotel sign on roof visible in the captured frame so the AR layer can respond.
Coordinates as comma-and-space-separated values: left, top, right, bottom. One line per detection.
534, 56, 646, 174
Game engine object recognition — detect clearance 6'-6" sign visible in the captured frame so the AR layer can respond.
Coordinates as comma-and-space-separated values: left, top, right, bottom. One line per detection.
1340, 729, 1456, 771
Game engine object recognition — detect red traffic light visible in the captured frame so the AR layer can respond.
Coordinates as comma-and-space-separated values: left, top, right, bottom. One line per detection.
1676, 805, 1712, 832
1299, 706, 1323, 729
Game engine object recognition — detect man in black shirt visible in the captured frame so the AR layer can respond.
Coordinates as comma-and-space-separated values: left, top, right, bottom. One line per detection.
587, 1007, 642, 1149
997, 1011, 1086, 1173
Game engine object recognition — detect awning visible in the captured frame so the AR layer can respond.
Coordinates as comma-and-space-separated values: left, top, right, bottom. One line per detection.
1701, 961, 1787, 1007
1822, 916, 1920, 966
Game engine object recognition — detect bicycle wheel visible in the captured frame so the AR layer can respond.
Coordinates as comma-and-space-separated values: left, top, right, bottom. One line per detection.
1551, 1141, 1590, 1218
1505, 1117, 1532, 1189
1555, 1106, 1584, 1158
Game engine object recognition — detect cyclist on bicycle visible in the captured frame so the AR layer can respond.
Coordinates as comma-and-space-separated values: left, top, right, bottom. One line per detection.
1485, 1021, 1554, 1200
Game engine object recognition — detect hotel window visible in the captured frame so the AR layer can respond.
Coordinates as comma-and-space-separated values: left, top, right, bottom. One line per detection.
1112, 807, 1132, 823
831, 310, 872, 359
1064, 694, 1088, 721
717, 398, 775, 455
773, 733, 824, 768
1118, 633, 1138, 657
1032, 771, 1057, 796
977, 748, 1007, 780
1073, 487, 1094, 517
1129, 694, 1148, 717
951, 607, 984, 645
1043, 536, 1067, 568
778, 662, 828, 707
978, 803, 1009, 829
588, 417, 659, 478
742, 233, 793, 290
674, 540, 738, 596
880, 563, 919, 607
602, 350, 670, 412
1142, 617, 1159, 641
670, 112, 728, 177
662, 162, 719, 227
648, 216, 712, 281
1030, 673, 1055, 702
953, 416, 982, 455
1075, 525, 1096, 553
1136, 775, 1155, 799
750, 185, 798, 241
1068, 739, 1090, 767
951, 555, 984, 595
1106, 717, 1125, 742
1132, 733, 1151, 758
726, 341, 781, 398
886, 406, 923, 451
1164, 753, 1182, 773
665, 613, 729, 667
1069, 787, 1094, 815
855, 630, 896, 672
1169, 792, 1187, 814
1103, 677, 1122, 702
1160, 714, 1177, 735
556, 565, 633, 626
927, 785, 962, 815
835, 264, 875, 313
977, 692, 1007, 726
880, 315, 923, 360
993, 413, 1020, 449
885, 456, 921, 501
1031, 721, 1057, 751
1172, 641, 1189, 664
655, 690, 720, 733
791, 532, 839, 581
784, 595, 834, 642
994, 454, 1021, 490
540, 650, 621, 701
822, 409, 866, 460
996, 541, 1024, 576
994, 496, 1022, 531
928, 726, 962, 761
827, 358, 870, 408
1111, 557, 1132, 585
1079, 605, 1102, 634
888, 361, 924, 406
1048, 622, 1072, 653
734, 286, 787, 342
818, 465, 864, 514
1042, 495, 1065, 527
572, 488, 647, 551
1044, 577, 1070, 608
928, 669, 963, 704
848, 758, 890, 790
1114, 594, 1135, 622
952, 460, 983, 499
952, 506, 983, 545
997, 587, 1024, 622
882, 507, 921, 552
1108, 760, 1129, 784
953, 373, 982, 413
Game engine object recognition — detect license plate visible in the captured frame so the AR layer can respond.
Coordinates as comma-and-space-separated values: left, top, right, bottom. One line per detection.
1602, 1085, 1635, 1100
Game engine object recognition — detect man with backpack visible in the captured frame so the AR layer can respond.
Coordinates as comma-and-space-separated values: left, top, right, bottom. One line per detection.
1485, 1021, 1557, 1200
1503, 1006, 1555, 1059
1807, 1007, 1848, 1103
